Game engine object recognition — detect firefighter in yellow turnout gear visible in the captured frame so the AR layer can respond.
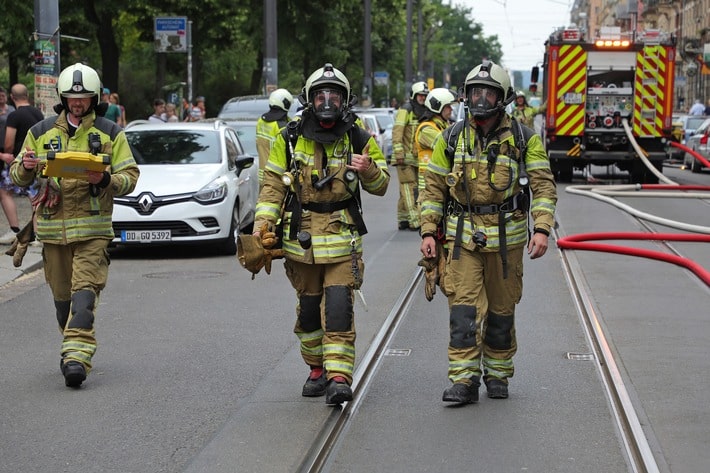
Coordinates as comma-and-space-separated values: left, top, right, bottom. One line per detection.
392, 81, 428, 230
419, 61, 556, 404
256, 88, 293, 186
415, 88, 457, 194
10, 64, 139, 388
253, 64, 389, 405
511, 90, 546, 129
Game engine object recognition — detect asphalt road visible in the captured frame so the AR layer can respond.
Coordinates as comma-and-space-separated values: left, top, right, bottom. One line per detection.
0, 164, 708, 473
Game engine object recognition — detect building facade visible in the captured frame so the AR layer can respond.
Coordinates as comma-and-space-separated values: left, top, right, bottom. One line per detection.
571, 0, 710, 112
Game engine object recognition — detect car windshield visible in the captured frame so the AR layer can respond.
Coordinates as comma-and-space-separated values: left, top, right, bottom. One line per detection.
127, 130, 221, 164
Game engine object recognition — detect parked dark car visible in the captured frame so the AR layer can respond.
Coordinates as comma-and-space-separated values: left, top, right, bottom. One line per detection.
218, 95, 301, 120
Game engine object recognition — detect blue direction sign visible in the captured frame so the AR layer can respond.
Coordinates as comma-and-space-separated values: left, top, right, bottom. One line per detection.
374, 71, 389, 86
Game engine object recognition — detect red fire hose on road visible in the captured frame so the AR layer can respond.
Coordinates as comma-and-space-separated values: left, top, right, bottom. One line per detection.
557, 137, 710, 287
557, 231, 710, 286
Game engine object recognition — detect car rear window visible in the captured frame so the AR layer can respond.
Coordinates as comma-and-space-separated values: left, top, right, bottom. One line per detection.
219, 100, 268, 120
687, 116, 707, 131
127, 130, 221, 164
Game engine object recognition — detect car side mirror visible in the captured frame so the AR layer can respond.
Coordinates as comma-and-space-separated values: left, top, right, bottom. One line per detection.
235, 154, 254, 175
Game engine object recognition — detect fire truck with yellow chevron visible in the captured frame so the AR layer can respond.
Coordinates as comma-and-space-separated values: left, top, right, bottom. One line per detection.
537, 26, 676, 183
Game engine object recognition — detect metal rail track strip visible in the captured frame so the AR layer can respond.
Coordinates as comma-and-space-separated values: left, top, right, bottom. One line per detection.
296, 269, 423, 473
554, 225, 661, 473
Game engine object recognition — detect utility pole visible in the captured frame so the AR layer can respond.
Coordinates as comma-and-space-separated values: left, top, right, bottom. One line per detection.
405, 0, 413, 94
363, 0, 373, 107
263, 0, 278, 93
34, 0, 60, 117
417, 1, 424, 81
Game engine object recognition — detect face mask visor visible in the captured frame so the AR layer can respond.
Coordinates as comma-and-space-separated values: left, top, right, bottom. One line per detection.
312, 88, 344, 123
468, 86, 501, 117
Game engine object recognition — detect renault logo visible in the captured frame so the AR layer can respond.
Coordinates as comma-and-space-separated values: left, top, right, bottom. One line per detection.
138, 194, 154, 213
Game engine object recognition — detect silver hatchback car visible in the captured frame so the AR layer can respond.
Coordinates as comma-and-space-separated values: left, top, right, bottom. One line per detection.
683, 117, 710, 173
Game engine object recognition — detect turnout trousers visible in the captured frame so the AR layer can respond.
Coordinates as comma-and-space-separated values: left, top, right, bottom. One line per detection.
284, 258, 362, 385
43, 239, 110, 372
442, 246, 524, 384
396, 164, 419, 227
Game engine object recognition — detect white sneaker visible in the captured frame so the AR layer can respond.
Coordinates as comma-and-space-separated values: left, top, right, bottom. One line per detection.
30, 240, 43, 247
0, 230, 18, 245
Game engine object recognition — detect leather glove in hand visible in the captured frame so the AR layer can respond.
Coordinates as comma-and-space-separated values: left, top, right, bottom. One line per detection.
237, 234, 266, 279
5, 219, 34, 268
258, 222, 279, 249
257, 222, 283, 274
417, 256, 439, 302
31, 177, 61, 209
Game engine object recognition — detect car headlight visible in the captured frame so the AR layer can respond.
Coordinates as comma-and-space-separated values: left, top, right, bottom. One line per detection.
194, 177, 228, 204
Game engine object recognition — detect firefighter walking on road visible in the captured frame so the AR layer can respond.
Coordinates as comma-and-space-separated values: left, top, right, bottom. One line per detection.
250, 63, 390, 405
419, 61, 556, 404
392, 81, 428, 231
10, 64, 139, 388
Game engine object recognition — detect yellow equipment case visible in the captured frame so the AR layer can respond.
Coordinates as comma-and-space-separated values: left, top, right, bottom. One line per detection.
43, 151, 110, 179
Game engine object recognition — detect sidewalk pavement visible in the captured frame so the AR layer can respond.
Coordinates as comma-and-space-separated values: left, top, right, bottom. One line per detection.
0, 195, 43, 289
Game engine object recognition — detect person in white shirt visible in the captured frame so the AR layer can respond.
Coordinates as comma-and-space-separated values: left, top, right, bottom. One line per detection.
688, 98, 706, 116
148, 99, 167, 123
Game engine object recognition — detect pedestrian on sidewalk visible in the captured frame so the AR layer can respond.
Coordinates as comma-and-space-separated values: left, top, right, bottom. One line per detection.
0, 85, 17, 244
1, 83, 44, 245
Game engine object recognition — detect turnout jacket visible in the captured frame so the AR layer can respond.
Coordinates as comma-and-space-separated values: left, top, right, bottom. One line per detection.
256, 112, 291, 183
391, 104, 419, 166
10, 111, 139, 244
419, 114, 556, 252
415, 115, 449, 191
254, 126, 390, 264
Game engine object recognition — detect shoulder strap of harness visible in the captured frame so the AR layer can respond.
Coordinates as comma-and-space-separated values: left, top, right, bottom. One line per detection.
281, 120, 372, 238
443, 117, 534, 167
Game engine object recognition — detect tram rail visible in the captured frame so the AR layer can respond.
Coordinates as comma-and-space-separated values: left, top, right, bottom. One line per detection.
297, 269, 423, 473
555, 221, 661, 473
297, 208, 699, 473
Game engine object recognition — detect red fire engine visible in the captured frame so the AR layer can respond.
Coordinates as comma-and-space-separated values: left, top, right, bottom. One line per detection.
536, 26, 676, 183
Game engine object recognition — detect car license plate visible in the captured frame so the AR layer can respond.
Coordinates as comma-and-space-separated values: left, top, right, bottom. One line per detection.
121, 230, 172, 242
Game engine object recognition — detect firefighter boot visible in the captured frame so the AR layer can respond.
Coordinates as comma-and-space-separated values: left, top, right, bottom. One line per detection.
442, 379, 480, 404
325, 376, 352, 405
485, 378, 509, 399
302, 366, 327, 397
61, 360, 86, 388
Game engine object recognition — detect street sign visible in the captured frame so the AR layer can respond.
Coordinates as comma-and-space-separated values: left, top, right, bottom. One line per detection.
374, 71, 389, 86
154, 17, 187, 53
